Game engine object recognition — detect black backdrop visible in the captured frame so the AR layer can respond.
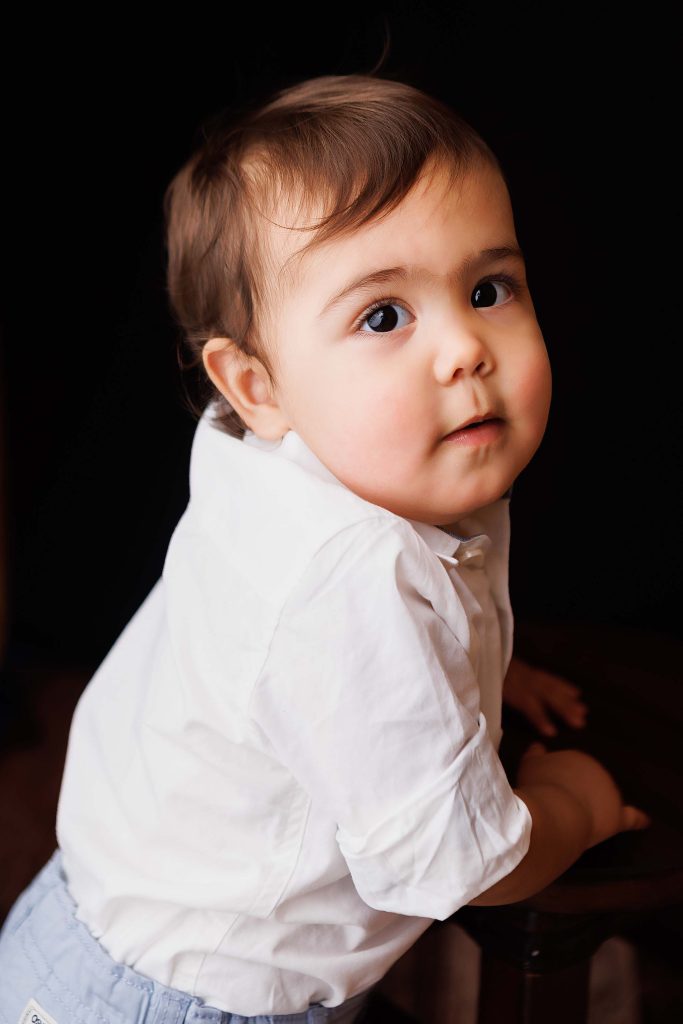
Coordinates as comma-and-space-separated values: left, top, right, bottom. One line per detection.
2, 5, 679, 665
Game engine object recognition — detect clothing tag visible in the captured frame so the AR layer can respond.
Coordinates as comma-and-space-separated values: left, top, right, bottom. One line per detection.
18, 998, 59, 1024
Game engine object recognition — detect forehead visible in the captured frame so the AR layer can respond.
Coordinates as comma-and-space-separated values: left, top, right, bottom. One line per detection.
262, 157, 513, 308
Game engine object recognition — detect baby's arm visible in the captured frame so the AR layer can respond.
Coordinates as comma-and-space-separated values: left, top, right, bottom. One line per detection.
468, 743, 651, 906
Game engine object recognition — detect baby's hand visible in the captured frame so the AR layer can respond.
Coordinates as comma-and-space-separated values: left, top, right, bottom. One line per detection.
503, 655, 588, 738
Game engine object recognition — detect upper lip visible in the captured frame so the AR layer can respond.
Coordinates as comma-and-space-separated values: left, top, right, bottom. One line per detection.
445, 410, 499, 436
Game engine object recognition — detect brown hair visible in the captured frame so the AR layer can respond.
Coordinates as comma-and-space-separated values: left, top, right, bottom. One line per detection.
163, 73, 504, 438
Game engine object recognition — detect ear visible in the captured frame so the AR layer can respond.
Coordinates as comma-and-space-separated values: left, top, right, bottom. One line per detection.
202, 337, 290, 441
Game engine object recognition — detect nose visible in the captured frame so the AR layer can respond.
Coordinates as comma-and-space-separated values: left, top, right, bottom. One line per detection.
432, 318, 494, 385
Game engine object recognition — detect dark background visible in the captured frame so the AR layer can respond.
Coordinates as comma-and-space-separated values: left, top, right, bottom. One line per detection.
1, 4, 678, 668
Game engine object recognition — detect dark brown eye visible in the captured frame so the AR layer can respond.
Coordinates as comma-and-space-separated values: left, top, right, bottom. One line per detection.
471, 278, 516, 308
359, 302, 412, 334
367, 305, 399, 331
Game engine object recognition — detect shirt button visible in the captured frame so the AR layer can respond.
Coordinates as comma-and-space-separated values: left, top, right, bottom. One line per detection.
458, 548, 485, 568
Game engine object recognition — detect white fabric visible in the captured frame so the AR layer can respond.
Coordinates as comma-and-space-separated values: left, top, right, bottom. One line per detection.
55, 400, 532, 1016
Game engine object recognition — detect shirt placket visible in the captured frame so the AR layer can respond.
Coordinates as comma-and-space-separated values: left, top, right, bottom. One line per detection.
440, 533, 504, 748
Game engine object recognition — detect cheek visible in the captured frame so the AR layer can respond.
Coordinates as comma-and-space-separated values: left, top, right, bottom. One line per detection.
320, 374, 426, 481
351, 373, 427, 448
512, 343, 552, 428
310, 358, 419, 434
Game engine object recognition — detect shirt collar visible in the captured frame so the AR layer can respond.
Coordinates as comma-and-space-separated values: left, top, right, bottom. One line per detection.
241, 425, 345, 488
405, 518, 492, 568
203, 405, 504, 569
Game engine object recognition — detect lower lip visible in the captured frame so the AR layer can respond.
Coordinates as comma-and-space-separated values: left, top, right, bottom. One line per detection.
443, 418, 504, 446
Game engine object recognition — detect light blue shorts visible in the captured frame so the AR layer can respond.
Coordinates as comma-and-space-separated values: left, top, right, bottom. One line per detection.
0, 850, 374, 1024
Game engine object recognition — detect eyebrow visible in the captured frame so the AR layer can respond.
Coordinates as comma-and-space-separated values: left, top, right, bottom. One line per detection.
317, 245, 525, 319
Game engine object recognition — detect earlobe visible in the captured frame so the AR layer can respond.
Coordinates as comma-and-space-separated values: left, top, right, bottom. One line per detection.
202, 337, 290, 440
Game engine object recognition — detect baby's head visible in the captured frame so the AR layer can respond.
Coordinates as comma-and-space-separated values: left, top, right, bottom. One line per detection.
164, 74, 552, 527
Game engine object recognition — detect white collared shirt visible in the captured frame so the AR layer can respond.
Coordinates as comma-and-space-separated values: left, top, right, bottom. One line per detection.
56, 401, 532, 1015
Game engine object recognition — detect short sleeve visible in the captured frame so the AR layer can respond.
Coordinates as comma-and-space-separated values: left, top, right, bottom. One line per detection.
248, 517, 532, 920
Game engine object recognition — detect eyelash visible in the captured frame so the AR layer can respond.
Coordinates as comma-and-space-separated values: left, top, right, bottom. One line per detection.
351, 271, 524, 334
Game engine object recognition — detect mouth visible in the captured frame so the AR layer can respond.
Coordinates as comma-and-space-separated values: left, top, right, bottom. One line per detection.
444, 413, 502, 438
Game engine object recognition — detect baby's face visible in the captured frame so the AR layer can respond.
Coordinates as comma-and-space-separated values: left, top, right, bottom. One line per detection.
262, 158, 552, 526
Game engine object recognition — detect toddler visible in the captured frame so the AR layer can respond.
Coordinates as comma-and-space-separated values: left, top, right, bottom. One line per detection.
0, 73, 650, 1024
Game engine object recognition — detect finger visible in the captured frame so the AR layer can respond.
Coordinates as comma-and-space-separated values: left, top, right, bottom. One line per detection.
544, 678, 580, 697
621, 805, 652, 830
542, 687, 588, 714
535, 670, 582, 697
527, 707, 558, 737
520, 695, 559, 737
563, 703, 589, 728
526, 677, 588, 724
544, 693, 588, 727
559, 680, 583, 696
523, 741, 547, 758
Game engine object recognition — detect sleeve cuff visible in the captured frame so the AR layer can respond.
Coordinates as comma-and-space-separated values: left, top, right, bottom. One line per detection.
336, 712, 533, 920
